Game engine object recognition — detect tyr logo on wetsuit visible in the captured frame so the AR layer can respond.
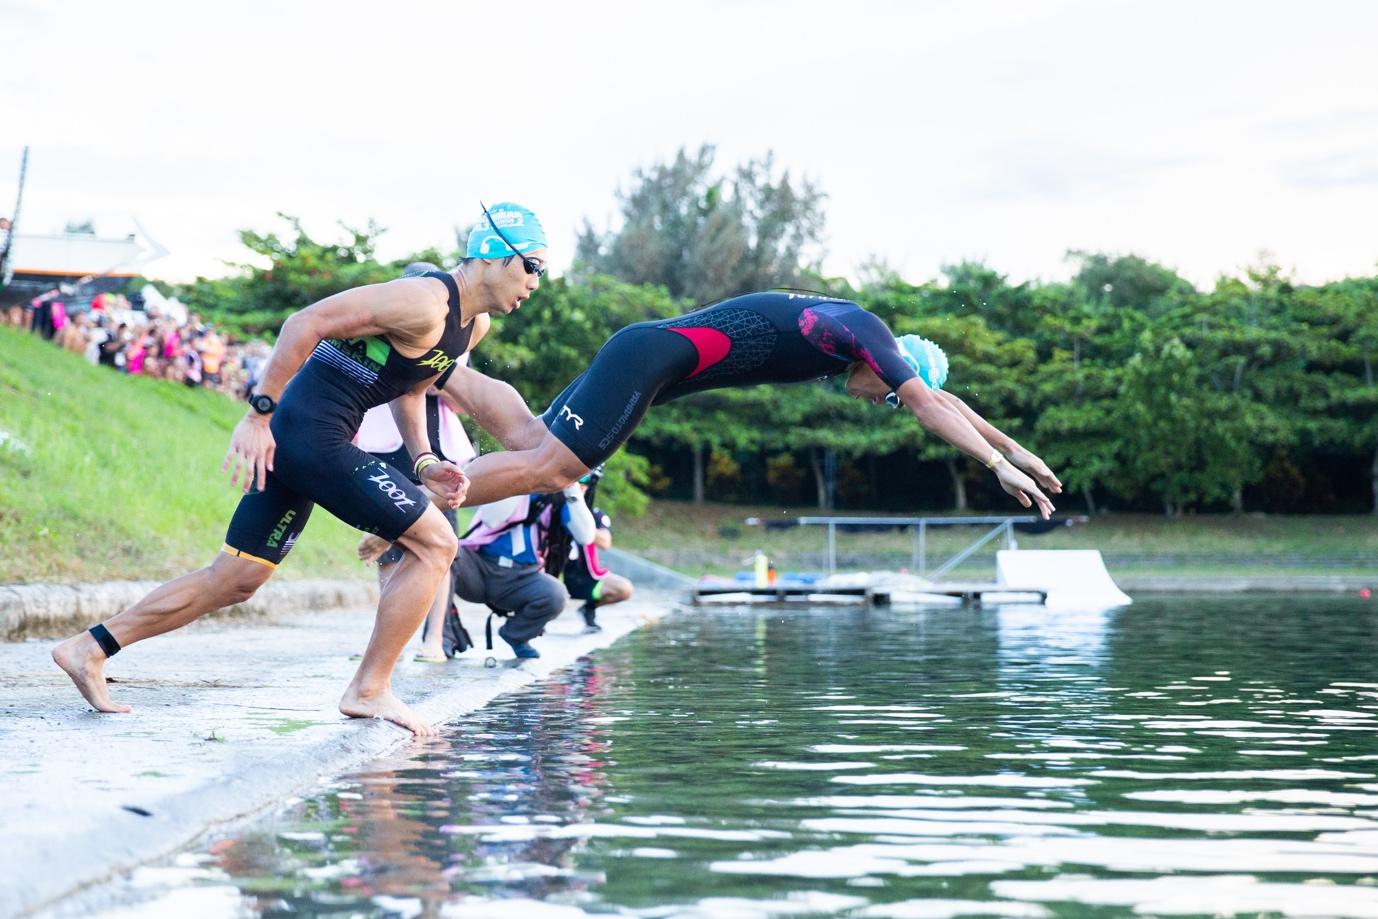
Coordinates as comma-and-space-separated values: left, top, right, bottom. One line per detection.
540, 291, 919, 468
558, 405, 584, 430
224, 271, 474, 568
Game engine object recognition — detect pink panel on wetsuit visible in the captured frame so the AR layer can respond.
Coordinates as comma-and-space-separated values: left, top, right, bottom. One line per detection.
583, 543, 610, 578
669, 327, 731, 377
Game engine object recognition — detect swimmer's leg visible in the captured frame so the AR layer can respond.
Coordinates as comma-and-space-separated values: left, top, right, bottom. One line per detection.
463, 327, 690, 505
52, 482, 306, 713
595, 573, 634, 606
462, 432, 589, 506
339, 504, 456, 736
52, 552, 277, 713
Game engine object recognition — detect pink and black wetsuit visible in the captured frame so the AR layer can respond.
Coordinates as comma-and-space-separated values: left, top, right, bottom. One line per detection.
541, 291, 917, 466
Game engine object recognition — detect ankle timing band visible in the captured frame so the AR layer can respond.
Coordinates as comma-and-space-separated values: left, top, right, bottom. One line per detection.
89, 623, 121, 658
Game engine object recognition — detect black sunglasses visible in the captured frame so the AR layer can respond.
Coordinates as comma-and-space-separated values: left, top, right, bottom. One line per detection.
480, 201, 546, 277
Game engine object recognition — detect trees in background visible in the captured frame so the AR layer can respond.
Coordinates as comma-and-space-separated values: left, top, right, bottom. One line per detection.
172, 158, 1378, 516
173, 215, 446, 339
575, 145, 827, 304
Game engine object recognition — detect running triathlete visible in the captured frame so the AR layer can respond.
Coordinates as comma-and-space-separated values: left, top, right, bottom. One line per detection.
51, 203, 549, 736
445, 286, 1062, 517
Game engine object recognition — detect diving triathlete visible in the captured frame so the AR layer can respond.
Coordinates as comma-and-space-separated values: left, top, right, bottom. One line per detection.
444, 285, 1062, 517
51, 203, 549, 736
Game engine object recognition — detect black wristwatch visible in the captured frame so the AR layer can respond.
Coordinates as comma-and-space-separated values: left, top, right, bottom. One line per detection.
249, 393, 277, 416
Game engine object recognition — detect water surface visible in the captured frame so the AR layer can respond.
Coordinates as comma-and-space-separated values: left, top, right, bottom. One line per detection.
75, 596, 1378, 917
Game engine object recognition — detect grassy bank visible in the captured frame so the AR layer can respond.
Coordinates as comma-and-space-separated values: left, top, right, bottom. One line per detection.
0, 326, 368, 583
614, 500, 1378, 579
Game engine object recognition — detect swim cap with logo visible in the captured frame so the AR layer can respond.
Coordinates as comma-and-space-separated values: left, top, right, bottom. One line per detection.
897, 335, 949, 390
886, 335, 949, 407
466, 202, 547, 259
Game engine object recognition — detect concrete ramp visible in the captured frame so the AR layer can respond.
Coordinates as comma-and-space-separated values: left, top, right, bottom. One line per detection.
996, 549, 1132, 609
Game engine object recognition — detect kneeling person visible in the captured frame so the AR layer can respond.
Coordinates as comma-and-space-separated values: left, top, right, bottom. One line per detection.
454, 485, 597, 659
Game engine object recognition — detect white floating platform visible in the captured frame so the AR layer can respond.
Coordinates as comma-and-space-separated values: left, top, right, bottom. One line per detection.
996, 549, 1132, 609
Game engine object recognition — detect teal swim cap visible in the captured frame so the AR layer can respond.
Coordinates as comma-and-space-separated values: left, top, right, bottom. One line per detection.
881, 334, 948, 405
897, 334, 949, 390
466, 202, 547, 259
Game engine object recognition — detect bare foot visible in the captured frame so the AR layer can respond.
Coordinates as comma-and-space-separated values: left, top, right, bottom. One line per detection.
357, 532, 391, 565
339, 687, 436, 736
51, 633, 133, 714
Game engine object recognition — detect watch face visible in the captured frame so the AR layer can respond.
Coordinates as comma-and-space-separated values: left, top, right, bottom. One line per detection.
252, 395, 274, 414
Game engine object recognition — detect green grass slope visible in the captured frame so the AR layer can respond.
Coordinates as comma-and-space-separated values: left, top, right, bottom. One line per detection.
0, 326, 368, 583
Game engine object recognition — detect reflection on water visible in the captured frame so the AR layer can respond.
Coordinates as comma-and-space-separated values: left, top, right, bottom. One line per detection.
86, 596, 1378, 917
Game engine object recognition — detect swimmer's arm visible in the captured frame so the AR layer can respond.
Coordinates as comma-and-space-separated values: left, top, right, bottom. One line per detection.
388, 382, 431, 466
936, 391, 1018, 455
439, 364, 546, 451
897, 378, 1055, 519
225, 281, 424, 493
393, 378, 468, 509
895, 379, 998, 463
938, 391, 1063, 493
251, 278, 440, 403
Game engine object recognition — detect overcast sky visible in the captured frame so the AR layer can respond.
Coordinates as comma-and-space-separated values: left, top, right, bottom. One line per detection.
3, 0, 1377, 289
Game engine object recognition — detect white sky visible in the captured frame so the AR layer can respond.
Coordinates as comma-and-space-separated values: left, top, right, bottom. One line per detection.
3, 0, 1377, 288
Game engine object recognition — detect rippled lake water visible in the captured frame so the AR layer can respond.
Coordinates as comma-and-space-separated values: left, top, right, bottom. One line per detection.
77, 596, 1378, 917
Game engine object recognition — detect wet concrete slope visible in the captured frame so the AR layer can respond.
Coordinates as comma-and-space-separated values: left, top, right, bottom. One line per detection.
0, 596, 682, 917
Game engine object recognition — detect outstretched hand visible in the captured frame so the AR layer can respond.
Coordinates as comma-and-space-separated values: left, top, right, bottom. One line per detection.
223, 414, 275, 494
421, 460, 469, 509
995, 462, 1056, 520
1006, 446, 1063, 494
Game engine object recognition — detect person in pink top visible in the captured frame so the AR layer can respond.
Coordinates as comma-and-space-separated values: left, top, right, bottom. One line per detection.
162, 325, 181, 361
126, 330, 149, 375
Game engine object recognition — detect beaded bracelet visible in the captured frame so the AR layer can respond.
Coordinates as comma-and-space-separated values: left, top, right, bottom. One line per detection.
413, 452, 440, 477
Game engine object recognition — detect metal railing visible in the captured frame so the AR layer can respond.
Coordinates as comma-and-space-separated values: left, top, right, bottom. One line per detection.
744, 515, 1053, 578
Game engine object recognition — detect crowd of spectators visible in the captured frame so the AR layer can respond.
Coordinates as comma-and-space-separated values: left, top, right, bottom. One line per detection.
5, 288, 270, 401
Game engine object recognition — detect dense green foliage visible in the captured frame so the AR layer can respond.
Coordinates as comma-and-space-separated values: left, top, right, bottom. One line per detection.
170, 205, 1378, 517
854, 259, 1378, 516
